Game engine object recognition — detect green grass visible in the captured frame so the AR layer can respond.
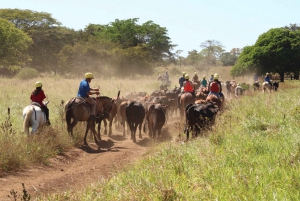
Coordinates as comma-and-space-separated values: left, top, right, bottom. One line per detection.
36, 80, 300, 200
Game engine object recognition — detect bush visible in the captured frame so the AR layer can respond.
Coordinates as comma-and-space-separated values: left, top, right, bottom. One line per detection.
15, 68, 39, 80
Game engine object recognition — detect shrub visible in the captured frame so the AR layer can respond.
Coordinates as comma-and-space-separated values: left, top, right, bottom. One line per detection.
15, 68, 39, 80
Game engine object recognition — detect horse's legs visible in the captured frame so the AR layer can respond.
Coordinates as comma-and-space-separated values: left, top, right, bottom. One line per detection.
83, 124, 90, 146
109, 118, 113, 136
103, 119, 108, 135
97, 121, 102, 141
122, 121, 125, 136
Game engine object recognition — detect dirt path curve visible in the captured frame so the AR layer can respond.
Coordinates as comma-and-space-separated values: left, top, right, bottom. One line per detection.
0, 127, 160, 201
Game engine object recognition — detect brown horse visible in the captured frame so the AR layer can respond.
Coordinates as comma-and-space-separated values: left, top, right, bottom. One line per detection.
65, 95, 116, 146
206, 94, 222, 109
179, 93, 195, 118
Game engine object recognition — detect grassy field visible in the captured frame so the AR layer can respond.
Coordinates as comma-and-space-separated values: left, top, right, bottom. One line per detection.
2, 64, 294, 200
33, 80, 300, 200
1, 65, 237, 172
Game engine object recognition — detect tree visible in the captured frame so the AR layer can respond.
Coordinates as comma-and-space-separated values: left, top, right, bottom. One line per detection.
77, 19, 176, 76
231, 28, 300, 81
186, 50, 201, 69
195, 40, 225, 75
172, 50, 183, 68
0, 9, 77, 73
220, 52, 237, 66
99, 19, 175, 66
0, 18, 32, 74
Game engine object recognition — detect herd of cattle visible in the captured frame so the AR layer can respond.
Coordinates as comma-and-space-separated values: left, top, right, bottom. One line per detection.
87, 79, 280, 144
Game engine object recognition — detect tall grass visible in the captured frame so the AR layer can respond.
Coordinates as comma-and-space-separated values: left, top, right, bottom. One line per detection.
36, 80, 300, 200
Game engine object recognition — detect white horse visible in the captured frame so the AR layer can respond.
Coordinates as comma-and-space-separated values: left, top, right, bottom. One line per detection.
262, 82, 272, 93
23, 101, 49, 135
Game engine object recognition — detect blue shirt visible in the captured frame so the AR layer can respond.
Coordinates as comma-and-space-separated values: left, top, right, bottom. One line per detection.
264, 76, 270, 82
77, 79, 90, 98
179, 76, 185, 87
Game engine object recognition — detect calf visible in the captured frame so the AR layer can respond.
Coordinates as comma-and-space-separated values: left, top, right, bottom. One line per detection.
145, 104, 167, 139
126, 101, 146, 142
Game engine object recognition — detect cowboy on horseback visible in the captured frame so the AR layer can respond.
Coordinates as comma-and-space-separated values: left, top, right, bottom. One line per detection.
192, 72, 199, 82
264, 73, 272, 87
179, 72, 186, 88
30, 81, 50, 125
208, 74, 224, 99
183, 74, 196, 98
200, 75, 207, 87
77, 72, 100, 120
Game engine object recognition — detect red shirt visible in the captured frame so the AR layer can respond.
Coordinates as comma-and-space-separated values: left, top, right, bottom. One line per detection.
183, 81, 194, 92
30, 90, 46, 106
210, 81, 220, 93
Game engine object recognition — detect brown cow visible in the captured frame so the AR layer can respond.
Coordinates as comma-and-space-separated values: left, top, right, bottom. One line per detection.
118, 101, 129, 136
145, 103, 167, 139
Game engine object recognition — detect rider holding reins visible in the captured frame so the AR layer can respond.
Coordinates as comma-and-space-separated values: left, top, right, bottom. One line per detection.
264, 73, 272, 86
77, 72, 100, 120
30, 81, 50, 125
183, 74, 196, 97
207, 73, 224, 99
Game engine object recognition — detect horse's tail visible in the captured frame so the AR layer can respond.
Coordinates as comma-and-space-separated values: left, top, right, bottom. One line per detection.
65, 101, 74, 131
23, 107, 33, 135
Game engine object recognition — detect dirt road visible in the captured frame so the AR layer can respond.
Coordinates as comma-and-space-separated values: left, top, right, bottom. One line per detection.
0, 127, 168, 200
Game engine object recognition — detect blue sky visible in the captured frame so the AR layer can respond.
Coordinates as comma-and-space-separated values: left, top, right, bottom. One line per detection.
1, 0, 299, 56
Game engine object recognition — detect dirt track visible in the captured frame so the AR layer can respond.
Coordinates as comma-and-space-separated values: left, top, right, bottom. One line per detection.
0, 121, 176, 201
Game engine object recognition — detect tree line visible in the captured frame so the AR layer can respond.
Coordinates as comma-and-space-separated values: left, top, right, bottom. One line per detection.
1, 9, 299, 80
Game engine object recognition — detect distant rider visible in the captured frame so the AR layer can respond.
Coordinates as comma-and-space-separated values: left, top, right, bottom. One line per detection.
192, 72, 199, 82
200, 75, 208, 87
179, 72, 186, 88
209, 74, 214, 82
77, 72, 100, 120
164, 71, 169, 82
264, 73, 272, 86
30, 81, 50, 125
207, 73, 224, 99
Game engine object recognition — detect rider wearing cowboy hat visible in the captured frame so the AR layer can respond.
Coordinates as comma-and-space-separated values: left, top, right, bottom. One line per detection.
77, 72, 100, 120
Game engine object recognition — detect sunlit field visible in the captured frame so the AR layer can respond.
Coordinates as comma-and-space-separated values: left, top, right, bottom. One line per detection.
34, 79, 300, 201
3, 64, 294, 200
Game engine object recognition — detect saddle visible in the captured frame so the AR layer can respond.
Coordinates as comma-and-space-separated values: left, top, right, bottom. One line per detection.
31, 102, 41, 107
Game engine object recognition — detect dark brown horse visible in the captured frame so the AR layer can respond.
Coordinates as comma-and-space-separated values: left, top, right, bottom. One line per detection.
179, 93, 195, 119
65, 95, 116, 146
